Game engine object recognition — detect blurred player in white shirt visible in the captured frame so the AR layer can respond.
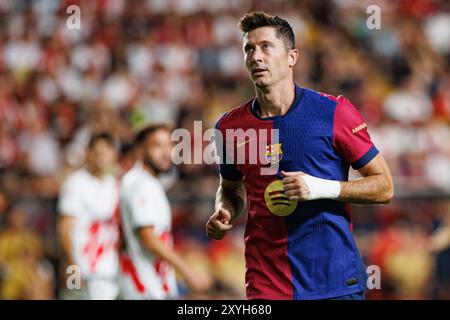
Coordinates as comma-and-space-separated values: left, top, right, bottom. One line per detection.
58, 133, 120, 300
119, 125, 211, 300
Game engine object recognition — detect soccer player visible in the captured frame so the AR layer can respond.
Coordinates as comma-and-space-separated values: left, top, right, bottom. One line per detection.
206, 12, 394, 300
119, 125, 210, 299
58, 132, 120, 300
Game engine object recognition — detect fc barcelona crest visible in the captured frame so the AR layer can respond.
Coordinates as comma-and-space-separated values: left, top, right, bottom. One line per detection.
265, 143, 283, 164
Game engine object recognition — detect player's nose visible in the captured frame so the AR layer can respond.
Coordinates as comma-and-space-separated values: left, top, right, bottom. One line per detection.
251, 47, 263, 63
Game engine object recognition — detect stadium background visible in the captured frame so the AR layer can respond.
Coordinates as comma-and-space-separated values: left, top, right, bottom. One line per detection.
0, 0, 449, 299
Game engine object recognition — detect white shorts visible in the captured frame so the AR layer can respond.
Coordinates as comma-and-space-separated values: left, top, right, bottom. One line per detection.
85, 278, 119, 300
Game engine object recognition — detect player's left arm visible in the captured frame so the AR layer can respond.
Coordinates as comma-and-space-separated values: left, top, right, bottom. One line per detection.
282, 156, 394, 204
331, 95, 394, 204
337, 153, 394, 204
282, 95, 394, 205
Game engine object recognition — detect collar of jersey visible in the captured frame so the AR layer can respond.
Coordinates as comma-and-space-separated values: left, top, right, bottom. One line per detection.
250, 84, 304, 121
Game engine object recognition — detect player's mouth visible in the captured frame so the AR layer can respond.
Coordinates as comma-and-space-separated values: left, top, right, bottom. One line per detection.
252, 67, 268, 76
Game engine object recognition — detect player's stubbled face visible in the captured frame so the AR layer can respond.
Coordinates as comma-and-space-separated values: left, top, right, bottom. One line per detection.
243, 27, 291, 88
143, 129, 173, 173
87, 139, 117, 173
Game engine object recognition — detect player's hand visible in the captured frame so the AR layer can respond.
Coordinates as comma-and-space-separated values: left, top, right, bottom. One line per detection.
281, 171, 311, 201
205, 208, 233, 240
184, 270, 213, 293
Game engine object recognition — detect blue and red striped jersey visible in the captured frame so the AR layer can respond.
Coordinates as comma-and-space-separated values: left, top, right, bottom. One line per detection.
215, 85, 378, 300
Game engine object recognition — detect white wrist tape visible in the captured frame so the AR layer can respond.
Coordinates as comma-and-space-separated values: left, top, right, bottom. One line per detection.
300, 174, 341, 200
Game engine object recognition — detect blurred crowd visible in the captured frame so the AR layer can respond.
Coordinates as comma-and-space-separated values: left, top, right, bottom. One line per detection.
0, 0, 449, 299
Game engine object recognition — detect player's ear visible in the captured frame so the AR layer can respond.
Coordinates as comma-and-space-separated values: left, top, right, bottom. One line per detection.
288, 48, 299, 68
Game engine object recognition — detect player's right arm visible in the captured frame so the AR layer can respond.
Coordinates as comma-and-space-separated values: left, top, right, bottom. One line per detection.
57, 174, 82, 267
206, 176, 246, 240
428, 207, 450, 253
58, 215, 76, 266
137, 227, 211, 292
207, 115, 247, 240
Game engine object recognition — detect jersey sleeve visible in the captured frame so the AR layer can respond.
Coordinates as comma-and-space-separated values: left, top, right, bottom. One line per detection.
333, 96, 379, 169
215, 114, 243, 181
58, 175, 84, 218
129, 181, 166, 228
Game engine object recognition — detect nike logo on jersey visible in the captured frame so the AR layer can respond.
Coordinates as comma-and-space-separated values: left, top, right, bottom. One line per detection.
237, 137, 256, 148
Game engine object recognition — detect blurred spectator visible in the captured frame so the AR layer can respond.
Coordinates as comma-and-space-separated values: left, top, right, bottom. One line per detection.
0, 204, 54, 299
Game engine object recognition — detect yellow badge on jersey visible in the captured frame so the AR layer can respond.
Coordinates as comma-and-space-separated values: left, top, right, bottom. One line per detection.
264, 180, 298, 216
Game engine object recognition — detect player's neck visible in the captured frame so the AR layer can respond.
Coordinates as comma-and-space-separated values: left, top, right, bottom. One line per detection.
255, 81, 295, 117
141, 162, 156, 177
86, 165, 104, 179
